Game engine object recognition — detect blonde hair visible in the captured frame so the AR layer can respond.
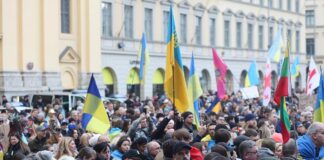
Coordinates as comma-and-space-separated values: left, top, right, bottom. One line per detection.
55, 137, 77, 159
80, 133, 93, 148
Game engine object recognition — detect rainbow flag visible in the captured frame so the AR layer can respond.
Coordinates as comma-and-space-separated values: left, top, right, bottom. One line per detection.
245, 60, 260, 87
139, 33, 150, 83
268, 28, 283, 62
164, 6, 190, 113
82, 75, 110, 134
280, 97, 291, 143
314, 70, 324, 123
187, 53, 203, 126
290, 56, 300, 77
274, 41, 291, 105
205, 96, 221, 114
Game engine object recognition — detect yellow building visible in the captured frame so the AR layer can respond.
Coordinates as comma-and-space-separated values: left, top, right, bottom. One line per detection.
0, 0, 103, 98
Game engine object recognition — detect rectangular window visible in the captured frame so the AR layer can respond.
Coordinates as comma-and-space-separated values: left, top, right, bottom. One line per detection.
260, 0, 264, 6
306, 10, 315, 27
296, 31, 300, 54
268, 26, 273, 48
279, 0, 283, 9
287, 0, 291, 11
144, 8, 153, 41
163, 11, 169, 42
224, 20, 230, 48
236, 22, 242, 48
61, 0, 70, 33
287, 29, 292, 41
248, 23, 253, 49
124, 5, 133, 38
295, 0, 299, 13
306, 38, 315, 55
268, 0, 273, 8
210, 18, 216, 46
258, 25, 264, 50
102, 2, 112, 38
180, 13, 187, 43
195, 16, 202, 45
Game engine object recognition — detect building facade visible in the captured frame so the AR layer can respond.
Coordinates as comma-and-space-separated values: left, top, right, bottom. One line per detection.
305, 0, 324, 61
101, 0, 307, 99
0, 0, 103, 98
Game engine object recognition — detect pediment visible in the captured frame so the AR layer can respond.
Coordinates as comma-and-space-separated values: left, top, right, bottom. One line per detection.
59, 46, 80, 63
278, 18, 285, 24
257, 15, 267, 22
246, 13, 256, 19
235, 10, 245, 18
193, 3, 206, 12
208, 5, 219, 14
223, 8, 233, 16
178, 0, 191, 9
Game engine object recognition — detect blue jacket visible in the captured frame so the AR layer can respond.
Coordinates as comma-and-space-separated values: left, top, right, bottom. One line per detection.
297, 134, 324, 160
111, 150, 123, 160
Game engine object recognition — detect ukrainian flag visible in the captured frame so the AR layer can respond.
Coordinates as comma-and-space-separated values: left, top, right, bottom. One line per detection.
205, 96, 221, 114
82, 75, 110, 134
164, 6, 190, 113
268, 28, 283, 62
139, 33, 150, 84
187, 53, 203, 126
315, 70, 324, 123
245, 60, 260, 87
291, 56, 300, 77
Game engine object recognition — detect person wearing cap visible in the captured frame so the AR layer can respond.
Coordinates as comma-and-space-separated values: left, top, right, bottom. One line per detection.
244, 113, 257, 130
297, 122, 324, 160
28, 125, 48, 153
122, 149, 146, 160
295, 122, 306, 137
180, 111, 207, 142
172, 141, 191, 160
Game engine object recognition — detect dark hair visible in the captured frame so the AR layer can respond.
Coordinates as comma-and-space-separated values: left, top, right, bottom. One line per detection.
122, 119, 131, 133
116, 136, 130, 152
282, 139, 297, 157
261, 138, 276, 152
214, 129, 231, 143
204, 152, 230, 160
244, 129, 258, 137
192, 142, 203, 152
77, 147, 97, 159
238, 140, 256, 158
163, 139, 178, 158
211, 144, 228, 157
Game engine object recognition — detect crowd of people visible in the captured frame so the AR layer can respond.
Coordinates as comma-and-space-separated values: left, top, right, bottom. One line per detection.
0, 90, 323, 160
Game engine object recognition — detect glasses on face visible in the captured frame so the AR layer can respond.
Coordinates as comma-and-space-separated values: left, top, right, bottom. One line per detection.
246, 151, 258, 155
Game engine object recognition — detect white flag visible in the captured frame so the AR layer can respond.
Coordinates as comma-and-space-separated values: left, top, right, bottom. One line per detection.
306, 57, 320, 95
263, 59, 271, 106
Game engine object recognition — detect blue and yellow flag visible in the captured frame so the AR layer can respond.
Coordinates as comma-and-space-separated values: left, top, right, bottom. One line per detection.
291, 56, 300, 77
205, 96, 221, 114
187, 53, 203, 126
268, 28, 283, 62
245, 60, 260, 87
82, 75, 110, 134
315, 70, 324, 123
164, 6, 190, 113
139, 33, 150, 83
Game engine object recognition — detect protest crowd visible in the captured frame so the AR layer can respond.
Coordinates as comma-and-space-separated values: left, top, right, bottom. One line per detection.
0, 88, 323, 160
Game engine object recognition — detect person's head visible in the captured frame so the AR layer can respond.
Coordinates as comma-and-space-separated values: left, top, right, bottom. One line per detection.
9, 133, 20, 146
282, 139, 297, 158
80, 133, 92, 148
245, 114, 257, 128
244, 129, 259, 141
122, 149, 145, 160
295, 122, 306, 135
146, 141, 161, 158
239, 140, 258, 160
172, 141, 191, 160
93, 142, 110, 160
261, 138, 276, 153
35, 125, 47, 138
77, 147, 96, 160
116, 136, 131, 153
275, 143, 282, 157
55, 137, 77, 159
172, 128, 192, 144
140, 118, 147, 128
214, 128, 231, 144
211, 144, 228, 157
207, 122, 217, 137
163, 139, 177, 158
182, 111, 194, 125
166, 119, 174, 130
234, 135, 251, 154
97, 135, 109, 144
204, 152, 230, 160
131, 137, 147, 154
307, 122, 324, 147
